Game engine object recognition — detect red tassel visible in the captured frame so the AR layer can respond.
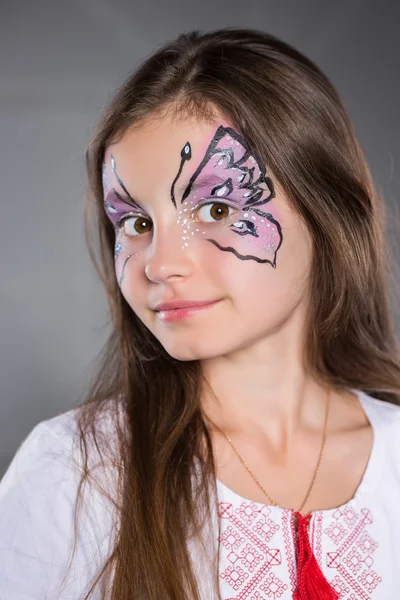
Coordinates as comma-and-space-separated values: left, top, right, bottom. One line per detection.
293, 511, 339, 600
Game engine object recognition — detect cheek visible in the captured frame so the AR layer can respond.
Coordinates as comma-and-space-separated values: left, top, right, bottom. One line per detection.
115, 250, 149, 321
222, 256, 310, 336
114, 234, 144, 288
178, 201, 283, 268
113, 203, 284, 284
202, 218, 311, 317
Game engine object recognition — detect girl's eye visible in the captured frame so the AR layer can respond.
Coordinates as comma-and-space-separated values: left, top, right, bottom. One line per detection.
121, 215, 153, 236
196, 202, 234, 223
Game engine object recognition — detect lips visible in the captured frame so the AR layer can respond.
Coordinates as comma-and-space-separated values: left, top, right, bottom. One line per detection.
153, 299, 220, 312
155, 300, 221, 323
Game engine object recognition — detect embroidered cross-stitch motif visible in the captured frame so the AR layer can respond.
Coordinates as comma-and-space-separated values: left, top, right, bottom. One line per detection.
323, 508, 383, 599
217, 500, 383, 599
218, 501, 289, 599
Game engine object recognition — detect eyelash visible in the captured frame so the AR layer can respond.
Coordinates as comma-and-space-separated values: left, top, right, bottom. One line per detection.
117, 200, 238, 236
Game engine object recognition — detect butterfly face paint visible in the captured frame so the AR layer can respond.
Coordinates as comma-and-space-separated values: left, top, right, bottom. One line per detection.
172, 125, 282, 267
103, 153, 152, 286
103, 123, 283, 291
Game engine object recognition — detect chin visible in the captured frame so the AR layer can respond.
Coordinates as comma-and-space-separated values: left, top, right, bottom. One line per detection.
162, 345, 213, 362
160, 337, 235, 362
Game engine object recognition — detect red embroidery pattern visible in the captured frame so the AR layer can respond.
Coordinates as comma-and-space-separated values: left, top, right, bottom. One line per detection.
323, 507, 383, 599
218, 501, 289, 599
217, 501, 383, 599
281, 508, 296, 591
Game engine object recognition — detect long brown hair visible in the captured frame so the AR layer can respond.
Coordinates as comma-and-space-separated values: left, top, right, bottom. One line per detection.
60, 27, 400, 599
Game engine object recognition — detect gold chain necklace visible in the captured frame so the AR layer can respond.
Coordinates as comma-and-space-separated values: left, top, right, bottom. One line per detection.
221, 389, 330, 515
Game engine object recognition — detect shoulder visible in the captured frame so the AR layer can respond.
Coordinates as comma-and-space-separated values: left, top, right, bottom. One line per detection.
356, 389, 400, 466
0, 405, 117, 599
0, 401, 120, 509
0, 409, 80, 501
357, 389, 400, 426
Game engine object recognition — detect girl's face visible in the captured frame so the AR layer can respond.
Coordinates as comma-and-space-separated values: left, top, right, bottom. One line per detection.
103, 113, 312, 360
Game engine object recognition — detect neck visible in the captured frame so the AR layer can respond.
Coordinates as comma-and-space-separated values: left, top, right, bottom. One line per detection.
200, 332, 329, 445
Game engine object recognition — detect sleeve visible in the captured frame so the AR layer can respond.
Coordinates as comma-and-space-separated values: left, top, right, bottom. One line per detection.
0, 419, 116, 600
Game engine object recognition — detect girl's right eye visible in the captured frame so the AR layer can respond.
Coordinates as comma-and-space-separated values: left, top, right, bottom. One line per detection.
120, 215, 153, 237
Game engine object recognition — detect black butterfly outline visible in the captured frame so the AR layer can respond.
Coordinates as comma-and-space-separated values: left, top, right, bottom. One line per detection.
171, 125, 283, 268
102, 155, 144, 221
102, 127, 283, 271
102, 156, 146, 286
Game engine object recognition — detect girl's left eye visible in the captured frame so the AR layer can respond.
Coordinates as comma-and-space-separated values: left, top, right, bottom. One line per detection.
195, 202, 234, 223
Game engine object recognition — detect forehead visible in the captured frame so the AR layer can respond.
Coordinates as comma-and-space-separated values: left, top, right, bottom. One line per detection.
103, 115, 237, 195
107, 111, 229, 155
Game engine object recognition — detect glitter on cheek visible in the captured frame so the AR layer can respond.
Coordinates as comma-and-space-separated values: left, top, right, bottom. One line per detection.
115, 241, 122, 258
256, 215, 281, 254
263, 230, 278, 251
177, 201, 202, 250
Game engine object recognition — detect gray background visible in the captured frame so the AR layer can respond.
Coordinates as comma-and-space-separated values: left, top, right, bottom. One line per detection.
1, 0, 399, 477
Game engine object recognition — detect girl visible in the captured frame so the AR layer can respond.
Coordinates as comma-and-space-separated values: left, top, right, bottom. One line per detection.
1, 27, 400, 600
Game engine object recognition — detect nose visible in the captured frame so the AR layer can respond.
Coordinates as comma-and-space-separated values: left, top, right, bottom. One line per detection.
144, 222, 194, 284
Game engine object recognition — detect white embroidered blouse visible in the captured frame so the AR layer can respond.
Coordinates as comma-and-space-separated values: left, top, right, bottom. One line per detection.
1, 389, 399, 599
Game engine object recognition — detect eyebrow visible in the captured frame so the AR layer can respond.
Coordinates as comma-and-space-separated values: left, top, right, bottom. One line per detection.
176, 173, 230, 196
105, 172, 232, 210
104, 188, 143, 212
